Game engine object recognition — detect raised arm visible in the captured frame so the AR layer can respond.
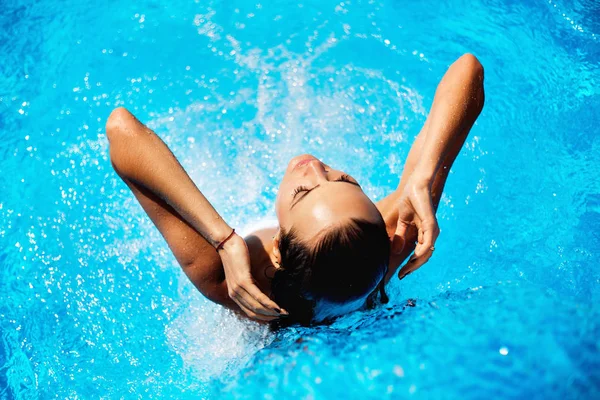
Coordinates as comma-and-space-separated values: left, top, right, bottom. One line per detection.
406, 54, 485, 186
107, 109, 233, 247
379, 53, 485, 281
106, 108, 286, 321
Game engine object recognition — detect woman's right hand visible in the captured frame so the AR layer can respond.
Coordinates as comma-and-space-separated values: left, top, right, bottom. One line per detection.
394, 175, 440, 280
218, 233, 288, 321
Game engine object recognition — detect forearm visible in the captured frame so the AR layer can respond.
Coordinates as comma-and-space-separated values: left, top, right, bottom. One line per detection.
383, 54, 485, 276
413, 54, 485, 183
107, 108, 232, 246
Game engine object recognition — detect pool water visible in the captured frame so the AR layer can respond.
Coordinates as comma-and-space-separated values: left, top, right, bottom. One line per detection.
1, 0, 599, 398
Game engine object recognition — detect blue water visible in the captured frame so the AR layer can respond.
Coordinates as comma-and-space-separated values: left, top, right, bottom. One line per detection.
1, 0, 599, 398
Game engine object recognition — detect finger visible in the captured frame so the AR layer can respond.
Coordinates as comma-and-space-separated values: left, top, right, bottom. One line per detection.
413, 217, 423, 244
236, 301, 279, 322
395, 219, 409, 239
414, 219, 439, 258
414, 236, 430, 259
411, 196, 436, 252
397, 257, 419, 280
398, 263, 415, 280
396, 205, 414, 229
392, 221, 409, 255
391, 234, 405, 255
413, 240, 435, 268
235, 287, 281, 317
414, 240, 434, 262
243, 283, 289, 316
228, 282, 278, 317
398, 251, 432, 280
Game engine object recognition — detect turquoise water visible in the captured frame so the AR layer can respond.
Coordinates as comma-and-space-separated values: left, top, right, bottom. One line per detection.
1, 0, 599, 398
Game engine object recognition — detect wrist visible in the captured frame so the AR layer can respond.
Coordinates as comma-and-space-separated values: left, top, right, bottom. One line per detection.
212, 225, 235, 249
218, 232, 243, 252
409, 168, 435, 188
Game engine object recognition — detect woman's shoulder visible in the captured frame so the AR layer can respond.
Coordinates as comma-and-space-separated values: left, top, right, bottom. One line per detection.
375, 191, 401, 237
237, 216, 279, 239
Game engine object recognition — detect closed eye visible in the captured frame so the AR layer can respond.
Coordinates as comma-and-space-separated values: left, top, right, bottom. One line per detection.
293, 185, 310, 198
335, 174, 361, 187
290, 174, 361, 209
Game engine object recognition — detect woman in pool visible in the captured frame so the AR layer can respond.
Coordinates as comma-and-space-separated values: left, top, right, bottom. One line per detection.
106, 53, 484, 325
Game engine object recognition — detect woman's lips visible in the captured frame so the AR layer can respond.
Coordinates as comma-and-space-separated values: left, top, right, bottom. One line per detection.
292, 155, 316, 171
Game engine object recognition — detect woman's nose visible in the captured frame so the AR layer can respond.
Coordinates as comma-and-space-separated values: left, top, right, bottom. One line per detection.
307, 160, 328, 180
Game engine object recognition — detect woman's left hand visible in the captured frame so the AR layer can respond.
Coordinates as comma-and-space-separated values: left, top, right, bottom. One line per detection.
218, 233, 288, 321
393, 175, 440, 280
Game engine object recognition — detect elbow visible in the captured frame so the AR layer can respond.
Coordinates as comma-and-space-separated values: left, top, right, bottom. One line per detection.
106, 107, 137, 174
458, 53, 485, 112
106, 107, 136, 145
457, 53, 483, 82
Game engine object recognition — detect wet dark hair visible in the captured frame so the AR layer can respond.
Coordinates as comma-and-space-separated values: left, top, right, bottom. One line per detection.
271, 217, 390, 327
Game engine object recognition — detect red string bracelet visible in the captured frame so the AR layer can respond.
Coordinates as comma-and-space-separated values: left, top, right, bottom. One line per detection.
215, 228, 236, 251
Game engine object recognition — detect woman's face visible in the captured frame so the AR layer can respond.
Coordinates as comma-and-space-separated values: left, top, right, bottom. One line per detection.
275, 154, 382, 241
